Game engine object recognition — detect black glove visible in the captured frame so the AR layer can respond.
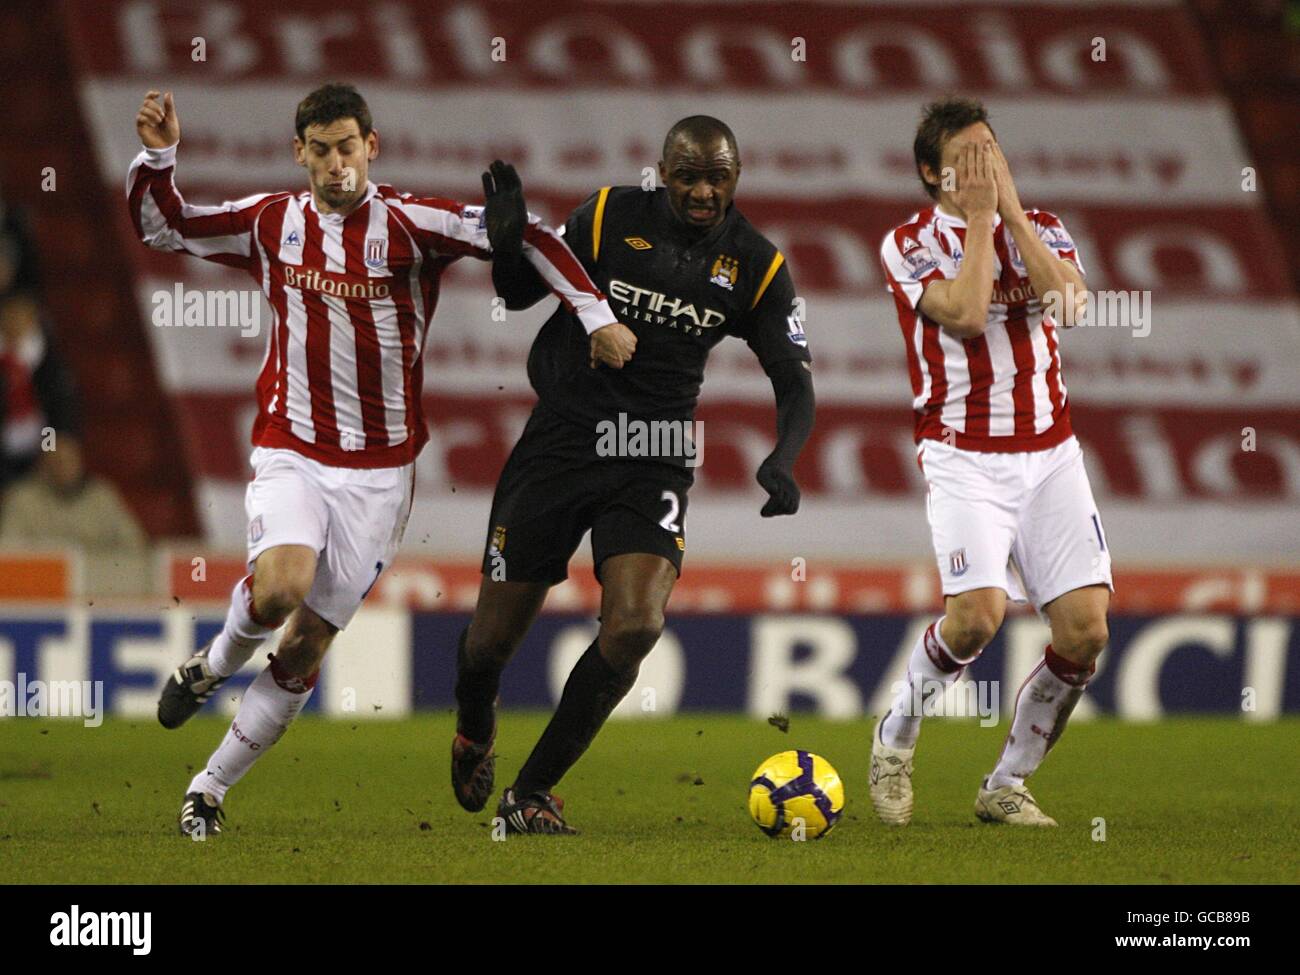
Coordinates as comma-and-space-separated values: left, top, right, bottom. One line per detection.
757, 454, 800, 517
480, 159, 527, 257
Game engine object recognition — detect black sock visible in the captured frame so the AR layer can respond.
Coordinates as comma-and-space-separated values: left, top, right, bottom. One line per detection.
513, 639, 637, 797
453, 629, 502, 743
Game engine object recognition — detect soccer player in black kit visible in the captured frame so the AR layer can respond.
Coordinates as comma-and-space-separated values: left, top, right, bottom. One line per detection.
454, 116, 816, 833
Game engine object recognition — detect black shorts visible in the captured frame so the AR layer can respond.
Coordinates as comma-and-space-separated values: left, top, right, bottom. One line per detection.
480, 404, 694, 584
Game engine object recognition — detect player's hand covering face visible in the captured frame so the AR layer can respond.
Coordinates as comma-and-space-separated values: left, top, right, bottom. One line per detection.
137, 90, 180, 149
659, 135, 740, 232
481, 160, 527, 257
589, 322, 638, 369
987, 142, 1024, 221
942, 124, 998, 218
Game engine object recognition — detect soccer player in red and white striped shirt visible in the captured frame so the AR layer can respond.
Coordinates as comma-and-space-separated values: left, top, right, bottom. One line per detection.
872, 98, 1113, 828
131, 83, 634, 836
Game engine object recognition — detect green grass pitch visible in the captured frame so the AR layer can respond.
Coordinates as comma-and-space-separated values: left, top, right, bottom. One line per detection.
1, 714, 1295, 884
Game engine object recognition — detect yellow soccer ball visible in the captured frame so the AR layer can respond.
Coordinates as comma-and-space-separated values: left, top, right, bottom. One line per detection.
748, 750, 845, 839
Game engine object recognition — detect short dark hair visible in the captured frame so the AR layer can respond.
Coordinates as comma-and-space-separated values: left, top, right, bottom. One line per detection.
662, 115, 739, 162
913, 97, 994, 200
295, 83, 373, 141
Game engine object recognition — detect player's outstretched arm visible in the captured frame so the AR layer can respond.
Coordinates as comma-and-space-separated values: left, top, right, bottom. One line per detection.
490, 252, 550, 310
486, 246, 638, 368
757, 358, 815, 517
477, 166, 636, 366
481, 160, 551, 310
742, 257, 815, 516
127, 90, 271, 271
488, 239, 635, 367
403, 167, 625, 342
513, 205, 632, 353
481, 160, 526, 257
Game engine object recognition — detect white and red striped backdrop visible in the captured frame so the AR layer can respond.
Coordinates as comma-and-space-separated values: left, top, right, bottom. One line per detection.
67, 0, 1300, 562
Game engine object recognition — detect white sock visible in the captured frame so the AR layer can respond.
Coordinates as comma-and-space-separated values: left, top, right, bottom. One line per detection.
986, 645, 1092, 790
209, 575, 277, 678
881, 617, 976, 750
187, 656, 316, 803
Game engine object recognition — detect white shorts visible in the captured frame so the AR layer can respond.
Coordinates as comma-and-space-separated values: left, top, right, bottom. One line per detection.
244, 447, 415, 629
919, 435, 1113, 612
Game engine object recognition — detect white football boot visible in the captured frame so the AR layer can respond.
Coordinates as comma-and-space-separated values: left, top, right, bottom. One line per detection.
869, 716, 915, 826
975, 779, 1058, 827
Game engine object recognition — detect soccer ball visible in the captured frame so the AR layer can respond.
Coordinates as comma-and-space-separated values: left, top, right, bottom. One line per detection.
748, 750, 845, 839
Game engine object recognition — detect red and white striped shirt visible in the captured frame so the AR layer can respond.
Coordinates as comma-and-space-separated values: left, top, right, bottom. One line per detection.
128, 143, 617, 468
880, 205, 1082, 453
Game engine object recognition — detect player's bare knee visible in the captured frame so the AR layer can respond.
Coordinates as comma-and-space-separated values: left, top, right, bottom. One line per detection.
599, 607, 664, 666
258, 588, 305, 624
464, 629, 519, 669
465, 608, 533, 667
1057, 616, 1109, 664
946, 587, 1003, 657
251, 571, 312, 624
945, 602, 1002, 656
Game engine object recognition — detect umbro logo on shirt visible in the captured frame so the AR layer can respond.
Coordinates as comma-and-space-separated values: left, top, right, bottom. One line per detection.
624, 236, 653, 250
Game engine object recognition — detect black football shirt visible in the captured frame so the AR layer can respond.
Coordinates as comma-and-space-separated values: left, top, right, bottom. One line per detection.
526, 186, 811, 433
